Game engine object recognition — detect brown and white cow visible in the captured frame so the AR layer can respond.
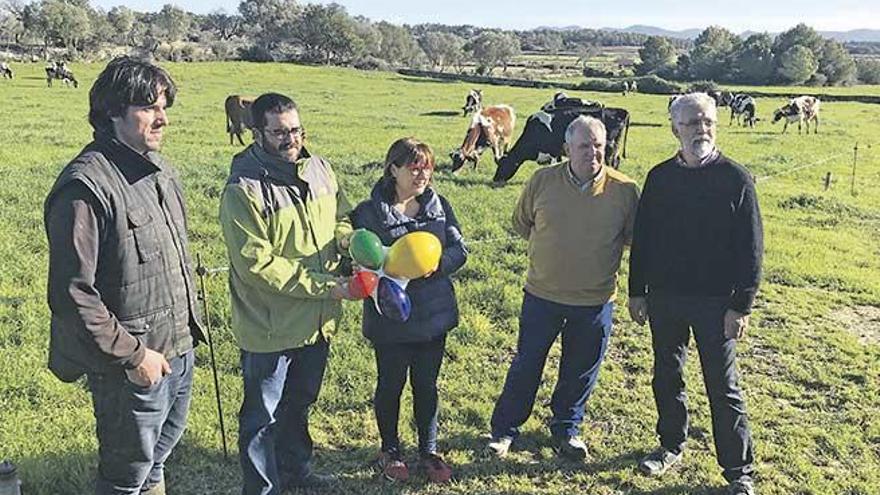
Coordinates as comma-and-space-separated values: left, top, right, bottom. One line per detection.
450, 104, 515, 172
772, 96, 820, 134
225, 95, 256, 145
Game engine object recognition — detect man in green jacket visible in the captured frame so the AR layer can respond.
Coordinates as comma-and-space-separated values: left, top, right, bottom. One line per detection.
219, 93, 356, 494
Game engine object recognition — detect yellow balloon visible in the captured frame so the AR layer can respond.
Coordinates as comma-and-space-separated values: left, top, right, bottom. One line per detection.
384, 231, 442, 279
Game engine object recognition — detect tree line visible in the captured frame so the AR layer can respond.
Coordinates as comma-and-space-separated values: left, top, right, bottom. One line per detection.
637, 24, 880, 85
1, 0, 878, 85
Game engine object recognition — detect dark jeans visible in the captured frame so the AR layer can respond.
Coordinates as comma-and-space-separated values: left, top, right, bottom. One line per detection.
647, 294, 755, 482
491, 291, 613, 439
373, 337, 446, 455
87, 350, 195, 495
238, 337, 329, 495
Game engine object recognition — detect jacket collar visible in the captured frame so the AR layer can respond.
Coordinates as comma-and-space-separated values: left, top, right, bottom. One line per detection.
248, 143, 313, 183
93, 129, 163, 184
369, 179, 444, 228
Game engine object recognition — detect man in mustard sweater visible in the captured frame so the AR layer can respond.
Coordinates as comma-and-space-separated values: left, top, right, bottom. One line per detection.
486, 116, 640, 461
219, 93, 356, 494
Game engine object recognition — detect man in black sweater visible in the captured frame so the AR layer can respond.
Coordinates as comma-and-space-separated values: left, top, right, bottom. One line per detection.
628, 93, 763, 495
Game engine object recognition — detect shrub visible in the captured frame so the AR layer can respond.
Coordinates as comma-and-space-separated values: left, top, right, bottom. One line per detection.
687, 80, 720, 93
351, 56, 391, 71
577, 78, 624, 93
633, 74, 684, 94
238, 45, 275, 62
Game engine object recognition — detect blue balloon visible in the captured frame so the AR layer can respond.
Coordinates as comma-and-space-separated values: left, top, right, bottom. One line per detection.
377, 277, 411, 322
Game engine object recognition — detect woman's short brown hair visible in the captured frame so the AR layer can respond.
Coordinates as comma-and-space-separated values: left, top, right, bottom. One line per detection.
383, 137, 435, 179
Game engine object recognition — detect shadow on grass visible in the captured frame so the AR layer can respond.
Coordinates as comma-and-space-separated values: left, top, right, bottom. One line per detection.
12, 434, 721, 494
14, 442, 240, 495
396, 76, 458, 85
420, 110, 461, 117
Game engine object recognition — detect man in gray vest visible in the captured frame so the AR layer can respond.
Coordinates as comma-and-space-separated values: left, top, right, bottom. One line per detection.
44, 56, 203, 495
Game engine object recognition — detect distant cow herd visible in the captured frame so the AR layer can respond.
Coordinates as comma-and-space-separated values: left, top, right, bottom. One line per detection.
0, 60, 827, 177
215, 86, 823, 184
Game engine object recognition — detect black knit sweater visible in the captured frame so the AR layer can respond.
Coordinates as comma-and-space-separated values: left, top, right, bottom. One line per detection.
628, 152, 763, 314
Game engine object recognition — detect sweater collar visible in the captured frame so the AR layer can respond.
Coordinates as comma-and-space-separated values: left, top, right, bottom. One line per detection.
561, 161, 608, 196
675, 147, 720, 169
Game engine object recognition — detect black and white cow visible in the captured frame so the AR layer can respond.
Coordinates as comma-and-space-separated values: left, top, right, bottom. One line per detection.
462, 89, 482, 117
772, 96, 820, 134
0, 62, 12, 79
728, 94, 757, 127
45, 63, 78, 88
492, 96, 630, 184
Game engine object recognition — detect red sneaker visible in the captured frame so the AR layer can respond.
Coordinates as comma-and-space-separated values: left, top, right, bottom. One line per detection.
419, 453, 452, 483
374, 450, 408, 482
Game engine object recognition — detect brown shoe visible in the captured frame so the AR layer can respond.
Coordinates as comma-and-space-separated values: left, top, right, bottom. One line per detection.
374, 449, 409, 482
419, 453, 452, 483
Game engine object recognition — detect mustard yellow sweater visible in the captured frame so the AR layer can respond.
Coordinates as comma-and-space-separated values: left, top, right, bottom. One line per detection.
513, 163, 639, 306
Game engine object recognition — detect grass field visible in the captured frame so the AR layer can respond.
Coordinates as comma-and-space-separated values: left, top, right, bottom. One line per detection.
1, 62, 879, 494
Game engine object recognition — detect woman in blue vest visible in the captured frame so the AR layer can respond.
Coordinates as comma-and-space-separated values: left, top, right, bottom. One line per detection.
350, 137, 467, 483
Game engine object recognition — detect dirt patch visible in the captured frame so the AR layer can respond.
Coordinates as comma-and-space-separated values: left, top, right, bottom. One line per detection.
829, 305, 880, 345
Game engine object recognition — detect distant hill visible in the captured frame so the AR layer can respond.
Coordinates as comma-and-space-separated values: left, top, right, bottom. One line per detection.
601, 25, 880, 42
600, 25, 703, 39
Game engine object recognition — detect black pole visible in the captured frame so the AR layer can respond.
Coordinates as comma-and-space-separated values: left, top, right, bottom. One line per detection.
197, 253, 229, 459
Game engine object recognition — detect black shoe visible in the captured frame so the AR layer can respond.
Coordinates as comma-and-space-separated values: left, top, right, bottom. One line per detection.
552, 435, 589, 461
728, 478, 756, 495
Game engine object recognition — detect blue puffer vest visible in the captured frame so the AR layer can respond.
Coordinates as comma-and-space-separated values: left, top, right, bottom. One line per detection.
350, 180, 467, 344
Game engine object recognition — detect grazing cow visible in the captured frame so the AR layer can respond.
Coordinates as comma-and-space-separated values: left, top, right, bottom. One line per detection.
462, 89, 482, 117
225, 95, 256, 145
0, 62, 12, 79
492, 97, 630, 184
772, 96, 820, 134
728, 94, 757, 127
450, 104, 515, 172
45, 64, 78, 88
622, 80, 638, 96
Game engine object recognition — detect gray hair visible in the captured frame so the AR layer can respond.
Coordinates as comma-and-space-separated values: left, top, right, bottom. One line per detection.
669, 92, 716, 124
564, 115, 606, 145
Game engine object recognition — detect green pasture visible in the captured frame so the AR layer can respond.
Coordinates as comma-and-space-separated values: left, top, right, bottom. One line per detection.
0, 62, 878, 494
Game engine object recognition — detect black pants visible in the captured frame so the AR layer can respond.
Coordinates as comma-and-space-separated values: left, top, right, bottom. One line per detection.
373, 337, 446, 455
648, 294, 755, 482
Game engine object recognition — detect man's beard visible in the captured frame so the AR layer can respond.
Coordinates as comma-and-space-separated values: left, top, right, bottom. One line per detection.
690, 139, 714, 159
267, 141, 300, 161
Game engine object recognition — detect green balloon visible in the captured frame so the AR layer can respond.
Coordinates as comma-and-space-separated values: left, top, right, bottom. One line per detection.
349, 229, 385, 269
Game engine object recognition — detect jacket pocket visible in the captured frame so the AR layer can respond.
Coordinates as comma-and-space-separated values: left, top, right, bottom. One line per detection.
127, 207, 161, 263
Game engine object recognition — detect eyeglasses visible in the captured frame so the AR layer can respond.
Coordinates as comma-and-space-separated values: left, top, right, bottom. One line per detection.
400, 164, 433, 176
678, 118, 717, 129
264, 126, 304, 139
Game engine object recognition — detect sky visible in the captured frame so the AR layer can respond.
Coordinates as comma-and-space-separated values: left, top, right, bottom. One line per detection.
91, 0, 880, 33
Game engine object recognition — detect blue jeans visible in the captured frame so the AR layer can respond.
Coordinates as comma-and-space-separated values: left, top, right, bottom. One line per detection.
87, 350, 195, 495
373, 337, 446, 455
239, 337, 329, 495
647, 294, 755, 482
491, 291, 613, 439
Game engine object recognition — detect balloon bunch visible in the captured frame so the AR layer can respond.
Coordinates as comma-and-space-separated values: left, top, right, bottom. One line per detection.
347, 228, 442, 322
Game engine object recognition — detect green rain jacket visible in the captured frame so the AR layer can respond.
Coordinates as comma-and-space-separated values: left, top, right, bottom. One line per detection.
219, 144, 352, 352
